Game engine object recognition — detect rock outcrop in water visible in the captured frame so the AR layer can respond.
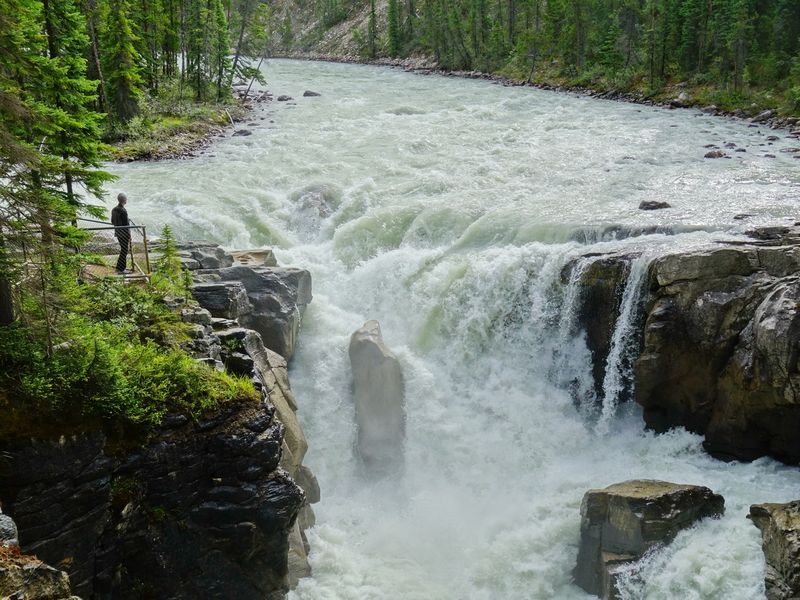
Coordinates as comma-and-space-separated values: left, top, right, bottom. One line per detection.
749, 501, 800, 600
0, 245, 318, 599
568, 225, 800, 464
574, 480, 724, 599
635, 226, 800, 463
188, 247, 312, 361
349, 320, 406, 473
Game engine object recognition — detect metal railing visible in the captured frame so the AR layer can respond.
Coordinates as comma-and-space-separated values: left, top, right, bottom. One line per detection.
77, 217, 151, 281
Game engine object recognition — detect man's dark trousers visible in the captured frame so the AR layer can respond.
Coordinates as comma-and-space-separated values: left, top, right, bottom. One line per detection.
116, 230, 130, 272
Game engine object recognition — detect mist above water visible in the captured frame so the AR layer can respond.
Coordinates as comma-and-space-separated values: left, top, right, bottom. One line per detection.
110, 59, 800, 599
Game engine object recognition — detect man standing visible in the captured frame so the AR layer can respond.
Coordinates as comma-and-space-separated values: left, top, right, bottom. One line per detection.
111, 193, 130, 274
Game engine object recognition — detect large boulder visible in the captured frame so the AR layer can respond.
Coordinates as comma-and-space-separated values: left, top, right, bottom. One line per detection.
708, 282, 800, 461
574, 480, 724, 599
349, 321, 405, 473
191, 281, 252, 320
749, 501, 800, 600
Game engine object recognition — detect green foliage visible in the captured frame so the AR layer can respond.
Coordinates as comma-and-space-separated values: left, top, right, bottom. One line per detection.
297, 0, 800, 116
0, 277, 259, 431
151, 224, 186, 294
388, 0, 401, 55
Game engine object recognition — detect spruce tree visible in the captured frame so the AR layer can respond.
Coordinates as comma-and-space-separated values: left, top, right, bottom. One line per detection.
103, 0, 143, 122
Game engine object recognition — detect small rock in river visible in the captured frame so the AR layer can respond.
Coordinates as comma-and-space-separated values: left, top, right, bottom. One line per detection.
277, 95, 292, 101
764, 154, 776, 158
766, 135, 780, 141
705, 150, 726, 158
736, 148, 747, 152
233, 129, 252, 136
303, 90, 321, 97
639, 200, 672, 211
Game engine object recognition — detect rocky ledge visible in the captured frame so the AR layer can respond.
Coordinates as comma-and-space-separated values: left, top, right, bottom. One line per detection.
570, 225, 800, 464
574, 480, 724, 599
0, 244, 318, 599
749, 501, 800, 600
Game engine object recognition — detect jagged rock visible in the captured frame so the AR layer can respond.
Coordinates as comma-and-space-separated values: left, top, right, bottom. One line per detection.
191, 281, 252, 320
574, 480, 724, 599
638, 200, 671, 210
174, 242, 234, 271
349, 320, 405, 472
635, 229, 800, 463
302, 90, 321, 97
749, 501, 800, 600
212, 266, 313, 360
0, 550, 78, 600
233, 129, 253, 136
0, 513, 18, 548
705, 150, 727, 158
0, 401, 304, 599
214, 326, 317, 584
708, 282, 800, 462
277, 95, 292, 102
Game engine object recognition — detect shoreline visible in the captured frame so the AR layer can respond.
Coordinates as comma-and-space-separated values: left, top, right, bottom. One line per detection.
110, 89, 268, 163
271, 52, 800, 134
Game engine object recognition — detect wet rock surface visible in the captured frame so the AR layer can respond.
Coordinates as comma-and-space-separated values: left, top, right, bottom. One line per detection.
634, 226, 800, 463
574, 480, 724, 599
749, 501, 800, 600
349, 320, 406, 473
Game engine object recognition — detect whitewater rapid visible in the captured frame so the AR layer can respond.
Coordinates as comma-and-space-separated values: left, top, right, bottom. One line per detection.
110, 59, 800, 599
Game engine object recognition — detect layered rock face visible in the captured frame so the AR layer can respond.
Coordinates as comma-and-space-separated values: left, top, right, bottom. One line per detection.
349, 320, 406, 473
749, 501, 800, 600
574, 480, 724, 599
635, 228, 800, 463
0, 245, 318, 599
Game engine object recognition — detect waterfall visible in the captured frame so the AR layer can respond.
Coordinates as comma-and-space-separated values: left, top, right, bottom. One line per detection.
597, 254, 651, 433
107, 58, 800, 600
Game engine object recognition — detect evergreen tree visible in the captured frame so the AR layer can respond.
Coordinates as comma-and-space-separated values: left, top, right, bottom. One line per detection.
103, 0, 143, 122
388, 0, 401, 55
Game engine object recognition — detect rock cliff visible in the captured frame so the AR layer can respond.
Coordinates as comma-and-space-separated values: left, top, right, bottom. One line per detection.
569, 225, 800, 464
0, 244, 318, 599
749, 501, 800, 600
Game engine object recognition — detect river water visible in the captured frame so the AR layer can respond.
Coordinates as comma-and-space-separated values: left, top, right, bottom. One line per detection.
110, 59, 800, 599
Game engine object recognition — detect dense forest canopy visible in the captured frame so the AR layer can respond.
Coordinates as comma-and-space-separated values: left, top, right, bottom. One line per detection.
293, 0, 800, 112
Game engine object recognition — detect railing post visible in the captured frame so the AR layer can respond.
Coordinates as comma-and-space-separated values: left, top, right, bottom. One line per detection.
142, 226, 151, 275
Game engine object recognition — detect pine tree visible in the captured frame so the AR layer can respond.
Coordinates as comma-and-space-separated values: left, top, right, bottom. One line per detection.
388, 0, 401, 55
103, 0, 143, 122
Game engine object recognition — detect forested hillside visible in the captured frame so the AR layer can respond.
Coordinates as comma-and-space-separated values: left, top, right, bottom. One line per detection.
276, 0, 800, 114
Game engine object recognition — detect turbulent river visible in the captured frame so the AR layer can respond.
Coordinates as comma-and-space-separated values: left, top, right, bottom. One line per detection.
111, 59, 800, 599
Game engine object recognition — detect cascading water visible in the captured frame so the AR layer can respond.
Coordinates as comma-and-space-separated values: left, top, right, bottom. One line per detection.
108, 59, 800, 599
597, 254, 651, 433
